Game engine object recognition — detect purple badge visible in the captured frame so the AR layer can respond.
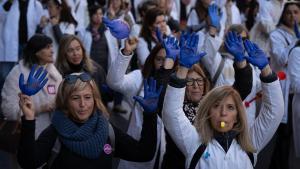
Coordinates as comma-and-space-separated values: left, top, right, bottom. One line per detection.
103, 144, 112, 155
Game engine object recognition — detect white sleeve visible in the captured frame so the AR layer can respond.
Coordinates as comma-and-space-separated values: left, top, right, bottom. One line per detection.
162, 85, 201, 157
250, 80, 284, 153
106, 50, 142, 96
257, 3, 276, 34
270, 31, 296, 67
288, 47, 300, 93
136, 37, 150, 66
1, 66, 22, 120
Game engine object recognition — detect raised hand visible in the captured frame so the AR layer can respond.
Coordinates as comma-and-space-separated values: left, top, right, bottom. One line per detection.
225, 31, 245, 62
163, 36, 180, 61
19, 64, 48, 96
244, 40, 269, 70
19, 93, 35, 120
133, 78, 163, 114
179, 32, 206, 68
208, 4, 221, 29
102, 17, 130, 39
294, 21, 300, 39
155, 27, 164, 44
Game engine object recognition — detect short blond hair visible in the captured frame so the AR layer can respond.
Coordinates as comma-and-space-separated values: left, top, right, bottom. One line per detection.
56, 73, 109, 118
194, 86, 255, 153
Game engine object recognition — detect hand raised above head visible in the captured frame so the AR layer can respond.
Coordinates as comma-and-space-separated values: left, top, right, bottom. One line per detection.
163, 36, 180, 61
244, 40, 269, 70
102, 17, 130, 39
19, 64, 48, 96
208, 4, 221, 29
225, 31, 245, 62
133, 78, 163, 114
178, 32, 206, 68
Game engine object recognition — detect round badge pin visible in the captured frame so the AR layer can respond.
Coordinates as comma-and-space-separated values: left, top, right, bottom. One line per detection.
103, 144, 112, 155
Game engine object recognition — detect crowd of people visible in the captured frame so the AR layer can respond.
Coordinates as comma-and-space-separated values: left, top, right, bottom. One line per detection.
0, 0, 299, 169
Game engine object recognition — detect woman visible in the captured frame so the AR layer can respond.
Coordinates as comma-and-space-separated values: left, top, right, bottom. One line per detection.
55, 34, 105, 87
162, 33, 284, 168
137, 8, 169, 66
38, 0, 77, 59
269, 1, 300, 168
1, 34, 62, 137
161, 31, 254, 168
17, 71, 159, 169
107, 37, 178, 169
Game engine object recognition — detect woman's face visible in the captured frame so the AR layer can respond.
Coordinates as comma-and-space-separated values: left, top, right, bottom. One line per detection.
154, 49, 166, 70
91, 9, 103, 25
283, 4, 300, 27
186, 71, 204, 103
36, 44, 54, 65
68, 84, 94, 122
47, 0, 61, 17
66, 40, 83, 65
209, 95, 238, 133
152, 15, 166, 33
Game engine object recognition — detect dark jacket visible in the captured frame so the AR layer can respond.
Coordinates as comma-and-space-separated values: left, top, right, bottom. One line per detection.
17, 113, 157, 169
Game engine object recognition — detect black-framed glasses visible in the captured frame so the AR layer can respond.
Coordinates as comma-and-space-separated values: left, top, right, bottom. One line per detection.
186, 78, 204, 86
64, 73, 92, 84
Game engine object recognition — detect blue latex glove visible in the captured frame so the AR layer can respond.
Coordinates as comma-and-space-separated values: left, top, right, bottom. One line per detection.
163, 36, 180, 61
244, 40, 269, 70
294, 21, 300, 39
19, 64, 48, 96
208, 4, 221, 29
133, 78, 163, 114
225, 31, 245, 62
179, 32, 207, 68
102, 17, 130, 39
155, 27, 164, 44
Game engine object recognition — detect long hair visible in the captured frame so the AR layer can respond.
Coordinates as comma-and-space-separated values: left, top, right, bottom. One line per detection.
278, 2, 300, 26
55, 35, 95, 76
48, 0, 78, 25
142, 44, 164, 78
56, 73, 109, 118
194, 86, 255, 153
140, 8, 164, 44
187, 64, 211, 96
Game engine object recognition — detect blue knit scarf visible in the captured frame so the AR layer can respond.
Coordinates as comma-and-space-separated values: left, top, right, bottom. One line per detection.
52, 110, 108, 159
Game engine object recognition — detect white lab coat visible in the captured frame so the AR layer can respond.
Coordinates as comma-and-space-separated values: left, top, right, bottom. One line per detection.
0, 0, 44, 62
106, 50, 165, 169
162, 79, 284, 169
65, 0, 89, 31
269, 26, 298, 123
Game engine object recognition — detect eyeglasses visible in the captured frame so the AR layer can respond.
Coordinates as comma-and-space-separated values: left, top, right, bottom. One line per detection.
186, 78, 204, 86
64, 73, 92, 84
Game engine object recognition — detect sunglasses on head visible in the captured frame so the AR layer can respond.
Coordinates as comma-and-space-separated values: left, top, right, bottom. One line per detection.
64, 72, 92, 84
